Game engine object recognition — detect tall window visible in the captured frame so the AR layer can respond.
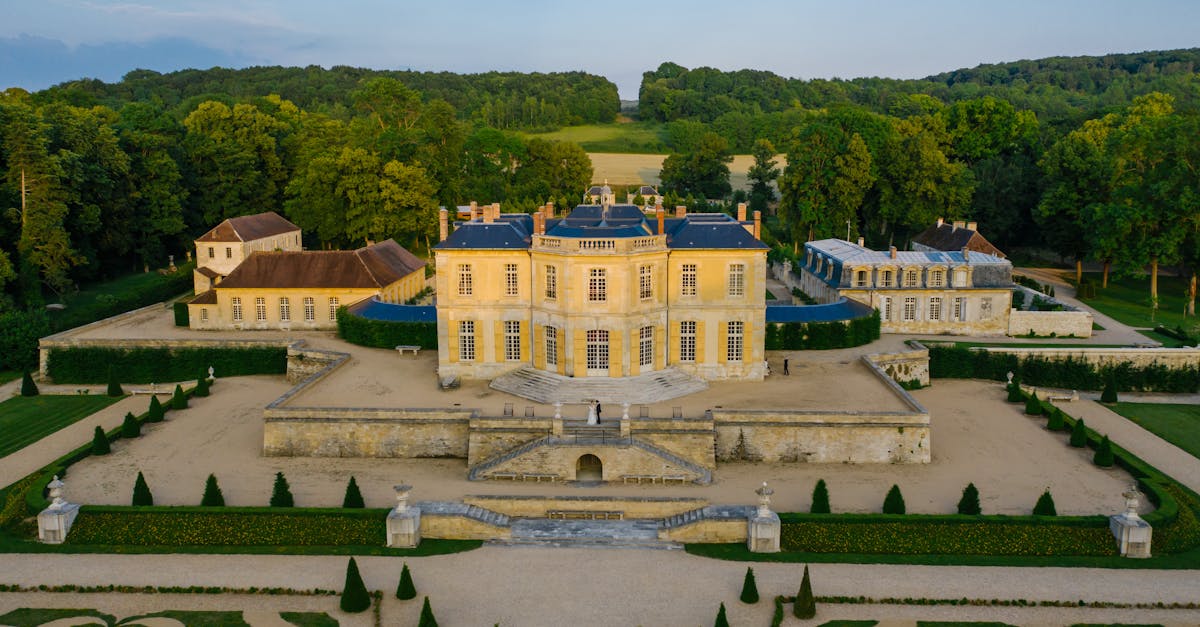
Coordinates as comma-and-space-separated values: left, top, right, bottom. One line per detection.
929, 269, 945, 287
681, 264, 697, 297
728, 263, 745, 297
303, 297, 315, 322
929, 296, 942, 321
207, 247, 214, 258
880, 269, 894, 287
854, 269, 869, 287
904, 269, 919, 287
279, 297, 290, 322
504, 320, 521, 360
231, 297, 243, 322
588, 268, 607, 302
545, 326, 558, 366
457, 264, 473, 296
903, 297, 917, 321
504, 263, 518, 296
225, 247, 232, 259
458, 321, 475, 361
679, 321, 696, 362
954, 269, 969, 287
586, 329, 609, 371
953, 297, 966, 321
639, 265, 652, 300
328, 297, 339, 321
544, 265, 557, 300
255, 297, 267, 322
200, 308, 208, 322
726, 321, 744, 362
639, 326, 654, 367
880, 297, 892, 322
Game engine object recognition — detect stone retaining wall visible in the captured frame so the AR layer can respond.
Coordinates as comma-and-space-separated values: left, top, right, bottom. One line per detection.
419, 513, 512, 541
659, 518, 748, 543
263, 407, 474, 458
867, 348, 930, 387
1009, 309, 1094, 338
973, 346, 1200, 369
462, 495, 708, 519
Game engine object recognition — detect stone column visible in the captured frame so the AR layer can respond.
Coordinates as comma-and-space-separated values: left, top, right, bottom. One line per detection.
747, 481, 780, 553
37, 476, 80, 544
619, 403, 631, 438
386, 484, 422, 549
1109, 484, 1152, 558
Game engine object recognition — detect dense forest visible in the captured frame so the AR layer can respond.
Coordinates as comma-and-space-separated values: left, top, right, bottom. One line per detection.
0, 50, 1197, 372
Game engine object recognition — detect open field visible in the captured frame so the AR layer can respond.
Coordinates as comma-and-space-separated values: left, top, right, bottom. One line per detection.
1077, 272, 1194, 331
1109, 402, 1200, 460
0, 394, 123, 458
522, 122, 668, 153
588, 152, 787, 191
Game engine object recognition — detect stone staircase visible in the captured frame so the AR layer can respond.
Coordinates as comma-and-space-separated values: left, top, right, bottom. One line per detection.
468, 434, 712, 484
489, 366, 709, 405
492, 518, 683, 550
416, 501, 512, 527
467, 436, 554, 481
661, 505, 753, 529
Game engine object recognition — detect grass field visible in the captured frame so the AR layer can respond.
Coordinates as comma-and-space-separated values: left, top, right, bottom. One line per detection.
587, 152, 786, 191
1137, 329, 1192, 347
522, 122, 668, 153
1109, 402, 1200, 460
47, 262, 194, 332
0, 394, 123, 458
1077, 272, 1195, 330
0, 371, 20, 385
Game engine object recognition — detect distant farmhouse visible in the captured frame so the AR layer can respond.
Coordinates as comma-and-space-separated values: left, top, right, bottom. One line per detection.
626, 185, 663, 207
911, 218, 1006, 259
584, 182, 616, 206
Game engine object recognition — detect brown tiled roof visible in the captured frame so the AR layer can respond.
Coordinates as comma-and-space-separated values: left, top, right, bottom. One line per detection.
189, 290, 218, 305
215, 240, 424, 290
195, 212, 299, 243
911, 223, 1005, 258
196, 266, 221, 279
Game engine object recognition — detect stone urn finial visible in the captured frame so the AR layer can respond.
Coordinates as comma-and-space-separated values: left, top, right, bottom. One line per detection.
394, 484, 412, 513
207, 365, 215, 381
1122, 483, 1142, 520
1006, 371, 1014, 384
47, 475, 66, 510
755, 481, 774, 517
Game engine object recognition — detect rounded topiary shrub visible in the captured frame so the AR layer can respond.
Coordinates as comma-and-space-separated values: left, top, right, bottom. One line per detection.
882, 484, 906, 515
957, 482, 981, 515
810, 479, 830, 514
120, 412, 140, 438
1046, 409, 1065, 431
1094, 435, 1115, 467
193, 377, 210, 398
91, 425, 111, 455
340, 557, 371, 613
171, 384, 188, 410
1006, 377, 1023, 402
20, 372, 39, 397
270, 471, 294, 507
1069, 418, 1088, 448
1024, 394, 1043, 416
147, 396, 165, 423
1033, 489, 1057, 516
200, 474, 225, 506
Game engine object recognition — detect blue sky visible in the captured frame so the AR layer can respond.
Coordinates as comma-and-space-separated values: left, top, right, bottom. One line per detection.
2, 0, 1198, 99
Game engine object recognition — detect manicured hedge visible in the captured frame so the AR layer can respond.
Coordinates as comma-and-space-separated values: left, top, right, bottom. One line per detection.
48, 265, 195, 333
337, 308, 437, 350
777, 513, 1115, 556
65, 507, 387, 546
173, 302, 189, 327
46, 346, 286, 384
928, 345, 1199, 393
765, 311, 880, 350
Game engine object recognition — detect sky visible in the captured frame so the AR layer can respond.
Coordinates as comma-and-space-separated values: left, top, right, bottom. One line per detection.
2, 0, 1199, 99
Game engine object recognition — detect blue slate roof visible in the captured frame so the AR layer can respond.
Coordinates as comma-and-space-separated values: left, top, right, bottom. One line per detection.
666, 221, 767, 250
346, 298, 437, 322
765, 298, 875, 323
435, 220, 530, 249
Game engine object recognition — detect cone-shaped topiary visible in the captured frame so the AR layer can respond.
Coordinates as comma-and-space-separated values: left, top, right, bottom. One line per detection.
91, 425, 111, 455
106, 367, 124, 397
882, 484, 906, 514
270, 471, 294, 507
418, 596, 438, 627
1069, 418, 1088, 447
396, 562, 416, 600
739, 566, 759, 604
957, 482, 981, 515
1094, 435, 1115, 467
1024, 394, 1043, 415
193, 377, 210, 397
343, 476, 365, 508
340, 557, 371, 613
810, 479, 830, 514
1033, 489, 1057, 516
1006, 377, 1023, 402
132, 471, 154, 506
20, 372, 38, 397
200, 474, 225, 506
147, 396, 165, 423
1046, 408, 1065, 431
793, 565, 816, 619
120, 412, 141, 438
714, 602, 730, 627
171, 384, 188, 410
1101, 375, 1118, 403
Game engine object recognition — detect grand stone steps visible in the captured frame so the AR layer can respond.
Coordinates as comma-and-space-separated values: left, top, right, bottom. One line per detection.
662, 505, 753, 529
489, 366, 709, 405
415, 501, 511, 527
491, 518, 683, 550
468, 434, 712, 484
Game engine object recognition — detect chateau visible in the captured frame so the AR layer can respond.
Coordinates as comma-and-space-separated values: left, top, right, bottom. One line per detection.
433, 202, 769, 383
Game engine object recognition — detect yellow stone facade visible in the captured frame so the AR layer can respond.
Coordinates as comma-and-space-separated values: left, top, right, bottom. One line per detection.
434, 204, 767, 381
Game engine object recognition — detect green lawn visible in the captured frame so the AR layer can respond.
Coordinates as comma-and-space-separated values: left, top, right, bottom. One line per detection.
0, 370, 20, 385
1137, 329, 1191, 348
1076, 272, 1194, 330
46, 262, 194, 332
0, 395, 124, 458
521, 122, 668, 153
1109, 402, 1200, 460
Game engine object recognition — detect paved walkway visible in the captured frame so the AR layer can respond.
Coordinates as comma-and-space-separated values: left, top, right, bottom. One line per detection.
1015, 267, 1153, 345
2, 549, 1199, 625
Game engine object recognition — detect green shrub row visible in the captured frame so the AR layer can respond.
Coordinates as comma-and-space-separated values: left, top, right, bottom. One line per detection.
47, 346, 286, 384
173, 302, 189, 327
336, 308, 437, 350
777, 515, 1115, 556
48, 266, 195, 333
765, 310, 880, 350
928, 345, 1199, 393
65, 507, 387, 546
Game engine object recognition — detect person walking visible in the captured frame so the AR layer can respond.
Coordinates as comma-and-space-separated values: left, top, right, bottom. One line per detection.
783, 358, 790, 375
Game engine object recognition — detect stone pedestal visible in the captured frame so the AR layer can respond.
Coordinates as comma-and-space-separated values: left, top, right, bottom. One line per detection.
1109, 485, 1151, 558
386, 484, 421, 549
747, 482, 781, 553
37, 476, 80, 544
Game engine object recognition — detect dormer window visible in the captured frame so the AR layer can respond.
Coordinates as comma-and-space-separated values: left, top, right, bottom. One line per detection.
903, 269, 920, 287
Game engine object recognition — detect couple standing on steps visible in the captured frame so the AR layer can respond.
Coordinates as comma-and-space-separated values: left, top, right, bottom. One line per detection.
587, 399, 603, 425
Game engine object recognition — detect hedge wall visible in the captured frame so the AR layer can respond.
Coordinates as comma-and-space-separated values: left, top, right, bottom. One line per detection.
173, 302, 189, 327
336, 308, 437, 349
928, 345, 1200, 393
765, 311, 880, 350
65, 507, 387, 546
46, 346, 286, 384
778, 514, 1115, 556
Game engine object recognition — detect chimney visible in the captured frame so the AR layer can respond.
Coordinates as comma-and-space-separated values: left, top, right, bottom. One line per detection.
753, 210, 762, 240
936, 217, 944, 228
952, 220, 965, 230
962, 246, 970, 260
857, 236, 865, 247
967, 221, 977, 232
438, 208, 449, 242
737, 202, 747, 222
656, 205, 665, 235
546, 201, 555, 219
492, 203, 501, 221
469, 201, 479, 220
483, 203, 494, 224
675, 205, 686, 218
889, 245, 897, 260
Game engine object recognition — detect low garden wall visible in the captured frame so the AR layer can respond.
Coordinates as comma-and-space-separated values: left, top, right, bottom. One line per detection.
462, 495, 708, 519
1009, 309, 1094, 338
263, 408, 473, 458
